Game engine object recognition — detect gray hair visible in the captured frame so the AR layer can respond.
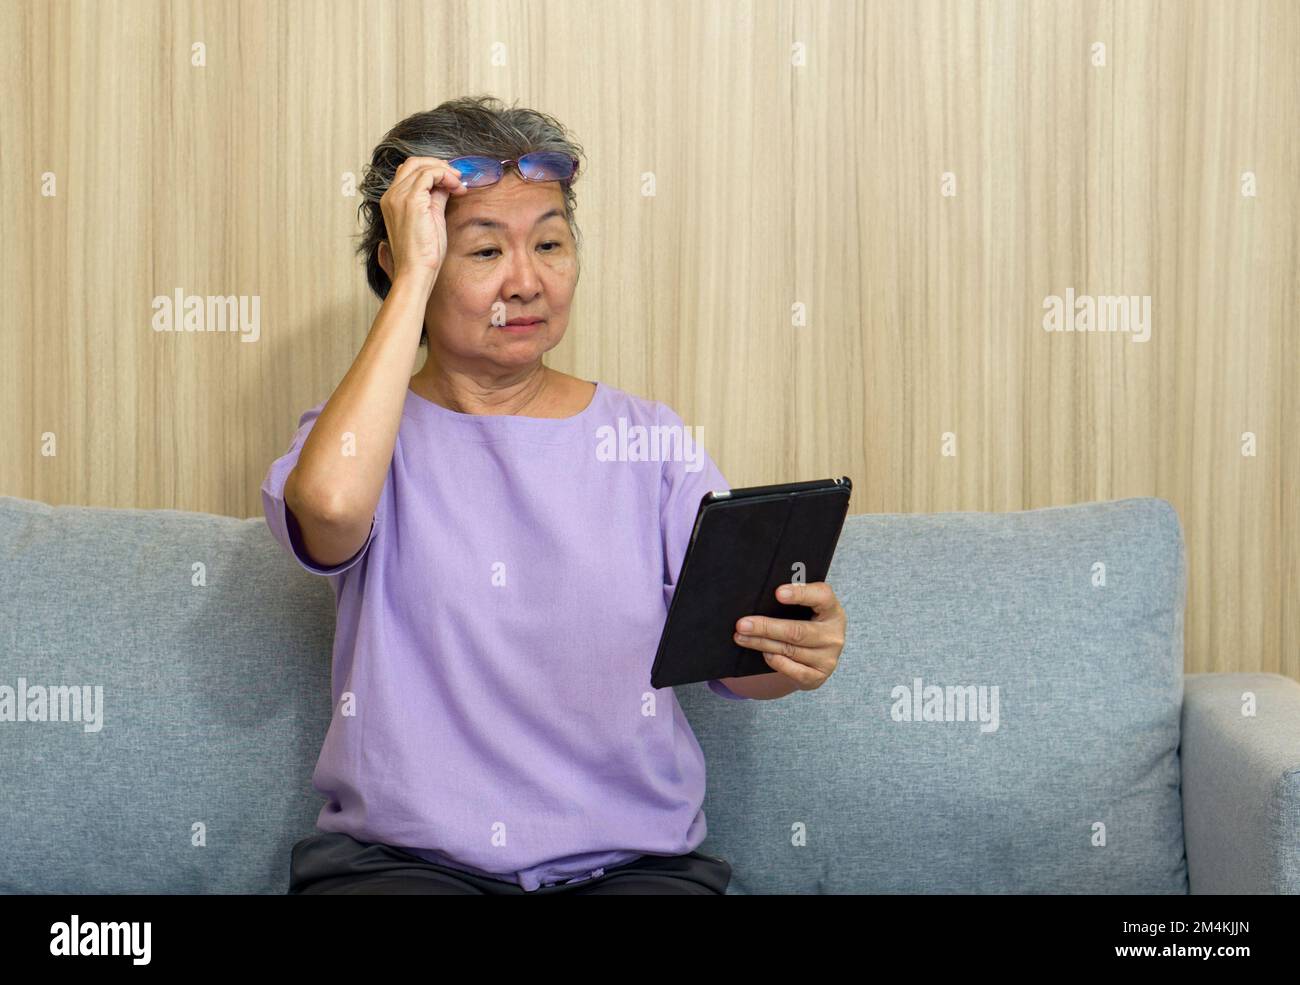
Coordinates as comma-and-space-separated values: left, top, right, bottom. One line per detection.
353, 94, 586, 345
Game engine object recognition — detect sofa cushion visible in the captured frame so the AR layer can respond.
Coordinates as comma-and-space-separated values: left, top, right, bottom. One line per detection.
0, 496, 334, 893
683, 496, 1188, 893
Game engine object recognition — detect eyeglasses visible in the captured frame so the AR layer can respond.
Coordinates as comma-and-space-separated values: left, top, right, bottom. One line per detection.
448, 152, 579, 188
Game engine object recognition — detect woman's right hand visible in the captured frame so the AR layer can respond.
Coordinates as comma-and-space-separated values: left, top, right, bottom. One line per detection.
380, 156, 469, 287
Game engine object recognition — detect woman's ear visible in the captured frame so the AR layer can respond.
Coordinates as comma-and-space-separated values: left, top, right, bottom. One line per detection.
378, 241, 392, 281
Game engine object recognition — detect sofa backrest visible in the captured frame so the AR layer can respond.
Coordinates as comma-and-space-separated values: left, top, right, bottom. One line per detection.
0, 494, 1187, 893
683, 496, 1188, 893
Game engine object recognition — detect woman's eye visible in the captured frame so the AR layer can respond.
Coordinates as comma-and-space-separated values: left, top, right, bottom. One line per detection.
474, 242, 560, 259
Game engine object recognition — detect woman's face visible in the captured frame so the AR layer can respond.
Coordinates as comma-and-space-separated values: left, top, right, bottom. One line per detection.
422, 172, 578, 373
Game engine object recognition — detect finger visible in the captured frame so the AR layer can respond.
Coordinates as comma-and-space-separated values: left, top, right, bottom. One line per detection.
734, 613, 819, 648
393, 155, 455, 179
733, 626, 811, 660
390, 157, 438, 192
412, 164, 468, 199
733, 619, 835, 663
748, 647, 816, 686
433, 163, 468, 193
391, 162, 467, 200
734, 631, 832, 686
386, 162, 434, 200
773, 581, 836, 616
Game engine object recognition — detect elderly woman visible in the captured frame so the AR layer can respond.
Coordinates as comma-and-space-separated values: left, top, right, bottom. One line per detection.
263, 95, 846, 895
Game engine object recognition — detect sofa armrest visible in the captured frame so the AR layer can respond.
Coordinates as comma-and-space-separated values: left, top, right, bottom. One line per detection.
1181, 672, 1300, 893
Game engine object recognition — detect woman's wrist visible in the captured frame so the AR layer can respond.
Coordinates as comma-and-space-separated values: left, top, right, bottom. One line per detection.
390, 267, 438, 300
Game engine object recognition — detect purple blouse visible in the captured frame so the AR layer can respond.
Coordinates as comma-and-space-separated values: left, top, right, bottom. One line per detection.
261, 379, 749, 891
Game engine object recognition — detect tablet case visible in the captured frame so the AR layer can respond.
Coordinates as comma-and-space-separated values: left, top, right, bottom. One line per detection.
651, 476, 852, 690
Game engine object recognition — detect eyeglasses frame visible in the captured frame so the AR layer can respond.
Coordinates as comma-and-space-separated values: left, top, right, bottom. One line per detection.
450, 153, 580, 187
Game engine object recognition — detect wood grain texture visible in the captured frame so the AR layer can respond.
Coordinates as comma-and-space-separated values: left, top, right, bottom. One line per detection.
1, 0, 1296, 677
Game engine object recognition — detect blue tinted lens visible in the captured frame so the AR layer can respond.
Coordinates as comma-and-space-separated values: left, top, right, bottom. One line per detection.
449, 156, 501, 186
519, 152, 575, 181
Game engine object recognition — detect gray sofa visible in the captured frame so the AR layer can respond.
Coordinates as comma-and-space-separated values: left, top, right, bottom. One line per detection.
1, 493, 1296, 894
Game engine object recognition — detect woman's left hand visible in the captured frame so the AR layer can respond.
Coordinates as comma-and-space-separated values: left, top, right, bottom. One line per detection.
733, 582, 846, 690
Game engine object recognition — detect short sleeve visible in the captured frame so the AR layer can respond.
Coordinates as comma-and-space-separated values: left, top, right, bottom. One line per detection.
658, 402, 751, 701
260, 402, 381, 577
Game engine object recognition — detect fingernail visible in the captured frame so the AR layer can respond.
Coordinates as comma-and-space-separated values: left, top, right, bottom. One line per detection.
738, 619, 753, 632
778, 586, 792, 600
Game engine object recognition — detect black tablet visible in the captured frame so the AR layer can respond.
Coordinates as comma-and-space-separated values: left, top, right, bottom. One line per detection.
651, 476, 853, 690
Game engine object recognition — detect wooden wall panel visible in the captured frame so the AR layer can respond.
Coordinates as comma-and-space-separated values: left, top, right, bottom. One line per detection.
2, 0, 1296, 677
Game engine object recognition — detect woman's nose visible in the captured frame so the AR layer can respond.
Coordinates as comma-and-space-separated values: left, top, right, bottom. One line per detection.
499, 253, 545, 292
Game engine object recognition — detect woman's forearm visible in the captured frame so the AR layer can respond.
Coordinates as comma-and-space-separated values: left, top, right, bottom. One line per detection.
284, 272, 433, 562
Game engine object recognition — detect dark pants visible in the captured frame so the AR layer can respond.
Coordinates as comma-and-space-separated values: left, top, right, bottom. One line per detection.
287, 831, 732, 895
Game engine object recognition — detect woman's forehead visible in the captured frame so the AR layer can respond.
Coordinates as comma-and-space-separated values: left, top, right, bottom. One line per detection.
449, 175, 566, 226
